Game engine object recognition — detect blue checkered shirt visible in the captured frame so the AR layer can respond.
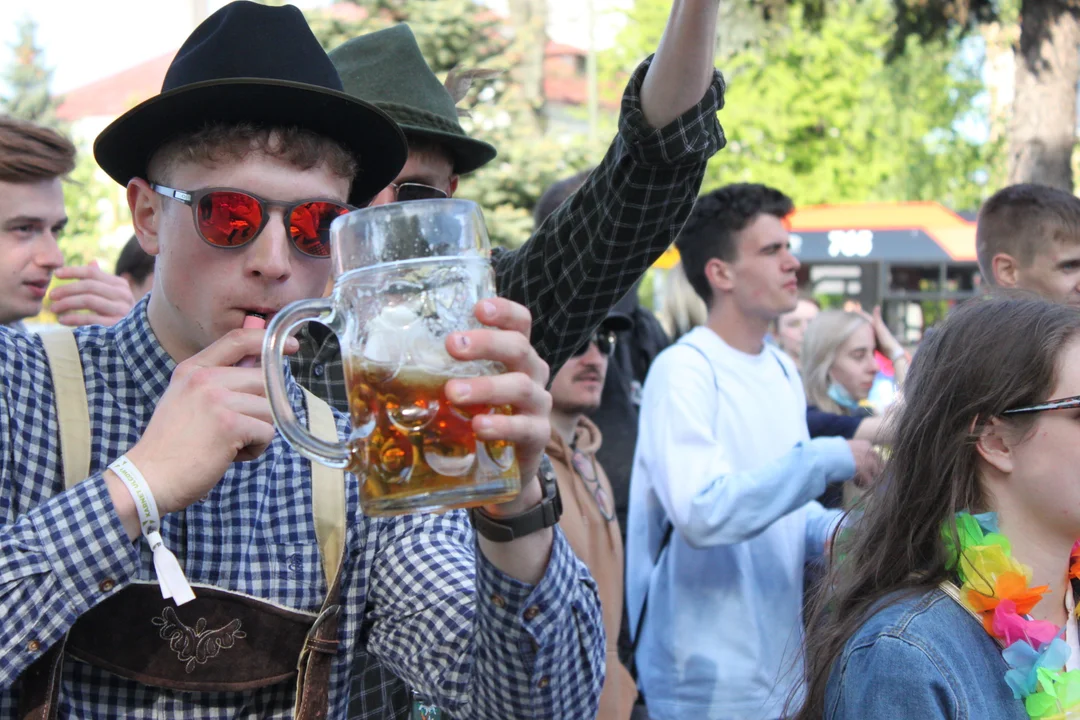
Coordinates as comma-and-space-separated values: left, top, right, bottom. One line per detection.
0, 302, 605, 718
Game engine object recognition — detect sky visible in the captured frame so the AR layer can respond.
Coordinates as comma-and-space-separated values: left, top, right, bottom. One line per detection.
0, 0, 628, 96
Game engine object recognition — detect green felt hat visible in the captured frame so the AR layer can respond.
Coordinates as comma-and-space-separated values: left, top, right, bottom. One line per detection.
329, 24, 498, 175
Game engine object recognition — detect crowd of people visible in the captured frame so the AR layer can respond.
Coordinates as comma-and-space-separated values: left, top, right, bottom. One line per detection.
2, 1, 1080, 719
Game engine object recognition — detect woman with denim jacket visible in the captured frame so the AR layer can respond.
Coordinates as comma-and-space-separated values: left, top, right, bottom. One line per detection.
790, 295, 1080, 720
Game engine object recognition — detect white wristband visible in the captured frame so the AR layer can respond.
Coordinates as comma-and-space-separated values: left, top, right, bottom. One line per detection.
109, 455, 195, 605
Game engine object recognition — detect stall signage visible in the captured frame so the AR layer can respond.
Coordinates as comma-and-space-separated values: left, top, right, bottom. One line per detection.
827, 229, 874, 258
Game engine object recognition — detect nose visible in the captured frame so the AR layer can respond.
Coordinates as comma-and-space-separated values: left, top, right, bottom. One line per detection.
783, 247, 801, 272
245, 209, 293, 281
34, 231, 64, 272
367, 185, 396, 207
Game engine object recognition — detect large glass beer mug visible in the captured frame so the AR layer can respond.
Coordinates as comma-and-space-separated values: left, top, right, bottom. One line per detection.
263, 199, 520, 516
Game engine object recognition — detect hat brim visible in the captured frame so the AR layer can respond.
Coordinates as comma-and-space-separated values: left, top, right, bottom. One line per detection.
602, 313, 635, 333
94, 78, 408, 206
398, 124, 497, 176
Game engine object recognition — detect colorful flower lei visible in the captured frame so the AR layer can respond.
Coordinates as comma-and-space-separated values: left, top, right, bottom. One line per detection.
946, 512, 1080, 719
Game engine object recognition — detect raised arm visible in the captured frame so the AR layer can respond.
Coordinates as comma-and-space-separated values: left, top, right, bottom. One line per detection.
491, 0, 726, 372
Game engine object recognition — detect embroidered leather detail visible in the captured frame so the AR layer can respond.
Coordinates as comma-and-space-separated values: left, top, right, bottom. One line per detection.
151, 607, 248, 673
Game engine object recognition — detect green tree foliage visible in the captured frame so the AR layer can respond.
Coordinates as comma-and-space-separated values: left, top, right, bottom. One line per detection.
605, 0, 996, 210
2, 18, 62, 128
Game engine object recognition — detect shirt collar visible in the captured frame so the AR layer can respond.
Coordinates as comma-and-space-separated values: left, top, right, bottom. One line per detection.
114, 296, 177, 403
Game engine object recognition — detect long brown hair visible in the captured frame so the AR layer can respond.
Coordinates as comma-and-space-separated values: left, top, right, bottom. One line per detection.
790, 295, 1080, 719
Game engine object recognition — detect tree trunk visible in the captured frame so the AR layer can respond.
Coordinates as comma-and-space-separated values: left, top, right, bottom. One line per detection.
507, 0, 549, 134
1008, 0, 1080, 191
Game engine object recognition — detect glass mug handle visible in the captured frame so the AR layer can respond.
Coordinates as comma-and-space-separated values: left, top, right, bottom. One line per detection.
262, 297, 350, 468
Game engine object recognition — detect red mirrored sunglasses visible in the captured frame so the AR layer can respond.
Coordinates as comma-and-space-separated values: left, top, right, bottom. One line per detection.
152, 184, 354, 258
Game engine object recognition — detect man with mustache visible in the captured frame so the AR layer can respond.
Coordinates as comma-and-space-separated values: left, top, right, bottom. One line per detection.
545, 307, 638, 720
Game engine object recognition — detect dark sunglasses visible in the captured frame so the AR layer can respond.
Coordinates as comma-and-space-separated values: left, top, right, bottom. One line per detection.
1003, 395, 1080, 415
571, 449, 615, 523
152, 184, 353, 258
572, 330, 617, 358
375, 182, 450, 205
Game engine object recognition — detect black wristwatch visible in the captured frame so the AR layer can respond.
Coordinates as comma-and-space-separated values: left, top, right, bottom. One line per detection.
469, 455, 562, 542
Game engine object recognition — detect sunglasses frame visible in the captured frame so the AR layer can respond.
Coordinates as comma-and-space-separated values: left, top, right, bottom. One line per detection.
378, 181, 450, 205
573, 329, 618, 358
151, 183, 354, 258
1003, 395, 1080, 415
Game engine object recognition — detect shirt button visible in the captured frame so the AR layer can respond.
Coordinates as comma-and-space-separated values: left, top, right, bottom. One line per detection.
313, 364, 324, 377
537, 676, 550, 689
27, 640, 40, 653
490, 594, 506, 609
523, 605, 540, 621
99, 578, 115, 592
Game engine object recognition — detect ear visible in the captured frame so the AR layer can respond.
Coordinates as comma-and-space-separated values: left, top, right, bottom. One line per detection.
447, 174, 459, 197
128, 178, 163, 257
992, 253, 1020, 288
705, 257, 735, 294
974, 416, 1015, 475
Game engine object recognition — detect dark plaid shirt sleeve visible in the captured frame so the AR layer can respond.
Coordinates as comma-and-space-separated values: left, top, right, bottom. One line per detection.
492, 55, 726, 372
364, 512, 605, 719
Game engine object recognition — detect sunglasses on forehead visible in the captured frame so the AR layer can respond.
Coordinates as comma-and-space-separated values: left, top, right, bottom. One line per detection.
152, 184, 352, 258
572, 329, 617, 358
1003, 395, 1080, 415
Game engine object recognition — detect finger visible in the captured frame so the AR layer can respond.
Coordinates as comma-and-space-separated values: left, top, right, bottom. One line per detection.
51, 277, 132, 303
472, 412, 549, 449
445, 371, 551, 415
220, 389, 274, 424
56, 312, 123, 327
50, 293, 130, 317
190, 329, 298, 368
230, 417, 278, 462
446, 328, 548, 385
472, 297, 532, 336
54, 264, 108, 281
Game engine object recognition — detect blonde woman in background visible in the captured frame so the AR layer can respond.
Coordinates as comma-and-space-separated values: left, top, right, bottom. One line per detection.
656, 260, 706, 342
801, 308, 907, 508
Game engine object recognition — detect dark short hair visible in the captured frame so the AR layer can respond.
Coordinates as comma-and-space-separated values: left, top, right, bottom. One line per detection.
976, 183, 1080, 283
0, 115, 76, 183
675, 183, 794, 304
115, 236, 155, 284
533, 168, 593, 228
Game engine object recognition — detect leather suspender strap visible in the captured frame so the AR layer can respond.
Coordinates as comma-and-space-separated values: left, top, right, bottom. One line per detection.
38, 330, 91, 490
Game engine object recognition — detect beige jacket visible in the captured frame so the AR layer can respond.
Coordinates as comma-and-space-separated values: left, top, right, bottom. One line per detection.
548, 417, 638, 720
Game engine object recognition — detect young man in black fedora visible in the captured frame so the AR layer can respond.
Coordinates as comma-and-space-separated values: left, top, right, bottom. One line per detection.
294, 0, 725, 396
0, 3, 605, 719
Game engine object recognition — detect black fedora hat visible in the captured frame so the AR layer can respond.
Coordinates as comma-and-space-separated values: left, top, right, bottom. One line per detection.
94, 1, 407, 205
329, 25, 497, 176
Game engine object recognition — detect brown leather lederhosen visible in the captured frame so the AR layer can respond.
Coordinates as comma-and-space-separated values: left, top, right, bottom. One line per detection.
18, 329, 348, 719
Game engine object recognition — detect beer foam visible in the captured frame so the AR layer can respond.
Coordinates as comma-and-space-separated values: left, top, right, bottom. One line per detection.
362, 303, 457, 372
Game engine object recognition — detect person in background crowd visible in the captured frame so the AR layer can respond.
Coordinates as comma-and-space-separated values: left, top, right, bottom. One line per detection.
0, 115, 74, 329
627, 183, 880, 720
801, 309, 906, 509
532, 170, 671, 535
0, 114, 136, 330
976, 183, 1080, 306
656, 260, 706, 342
774, 294, 820, 370
114, 235, 155, 300
793, 296, 1080, 719
547, 307, 639, 720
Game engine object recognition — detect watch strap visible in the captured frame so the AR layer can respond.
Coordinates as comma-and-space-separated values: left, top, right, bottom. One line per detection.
469, 456, 562, 542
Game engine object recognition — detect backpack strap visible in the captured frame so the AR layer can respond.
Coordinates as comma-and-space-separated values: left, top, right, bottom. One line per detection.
38, 330, 91, 489
300, 388, 346, 591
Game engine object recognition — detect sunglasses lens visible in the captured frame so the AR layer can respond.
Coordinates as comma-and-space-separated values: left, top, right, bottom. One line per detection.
289, 202, 349, 257
197, 191, 263, 247
396, 184, 449, 203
